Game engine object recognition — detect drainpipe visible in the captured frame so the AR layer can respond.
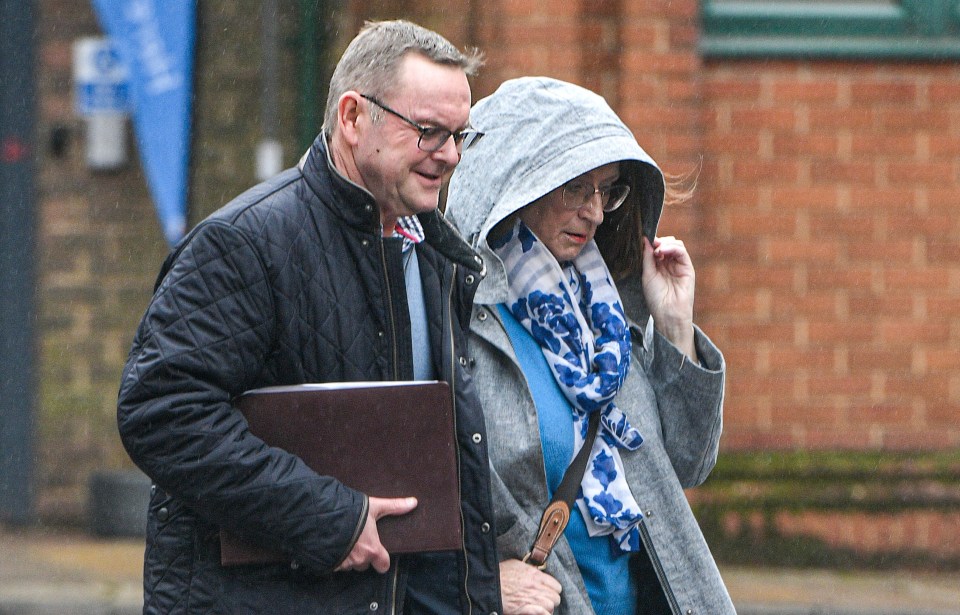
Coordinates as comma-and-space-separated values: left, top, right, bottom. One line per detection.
0, 0, 36, 524
256, 0, 282, 181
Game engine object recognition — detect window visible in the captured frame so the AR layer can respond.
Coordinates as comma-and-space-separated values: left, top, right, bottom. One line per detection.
701, 0, 960, 60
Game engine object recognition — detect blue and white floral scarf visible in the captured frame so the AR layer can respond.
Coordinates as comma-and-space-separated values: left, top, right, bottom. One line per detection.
492, 219, 645, 552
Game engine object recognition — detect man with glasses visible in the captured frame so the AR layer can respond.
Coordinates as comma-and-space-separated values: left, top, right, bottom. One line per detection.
118, 20, 502, 614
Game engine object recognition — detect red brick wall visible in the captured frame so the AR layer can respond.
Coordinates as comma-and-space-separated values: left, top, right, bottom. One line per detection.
699, 60, 960, 451
448, 0, 960, 452
773, 509, 960, 558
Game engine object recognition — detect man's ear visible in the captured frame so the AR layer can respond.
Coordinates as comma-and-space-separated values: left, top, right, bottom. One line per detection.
337, 92, 363, 146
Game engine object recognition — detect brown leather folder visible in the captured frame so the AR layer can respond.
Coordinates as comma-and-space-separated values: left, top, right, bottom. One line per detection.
219, 380, 462, 566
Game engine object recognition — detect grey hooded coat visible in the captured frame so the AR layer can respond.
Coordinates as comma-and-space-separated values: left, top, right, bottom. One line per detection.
445, 77, 736, 614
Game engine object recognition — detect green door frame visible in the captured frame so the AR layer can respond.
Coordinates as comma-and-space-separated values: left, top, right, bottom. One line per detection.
701, 0, 960, 60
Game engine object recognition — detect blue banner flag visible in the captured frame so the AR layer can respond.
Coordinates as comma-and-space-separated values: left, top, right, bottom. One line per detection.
92, 0, 196, 246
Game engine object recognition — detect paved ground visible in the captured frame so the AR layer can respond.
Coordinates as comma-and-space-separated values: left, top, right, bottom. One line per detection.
1, 525, 958, 615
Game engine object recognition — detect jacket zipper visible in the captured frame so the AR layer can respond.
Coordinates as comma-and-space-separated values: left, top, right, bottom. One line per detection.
382, 236, 401, 615
388, 564, 399, 615
637, 519, 682, 615
447, 263, 473, 615
380, 238, 400, 380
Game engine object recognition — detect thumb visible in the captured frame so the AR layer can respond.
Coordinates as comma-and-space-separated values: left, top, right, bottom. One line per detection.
370, 496, 418, 520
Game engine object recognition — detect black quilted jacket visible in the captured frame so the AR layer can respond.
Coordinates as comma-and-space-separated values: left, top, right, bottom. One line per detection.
117, 136, 502, 614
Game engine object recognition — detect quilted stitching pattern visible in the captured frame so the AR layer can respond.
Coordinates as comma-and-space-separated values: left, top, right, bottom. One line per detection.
119, 169, 394, 612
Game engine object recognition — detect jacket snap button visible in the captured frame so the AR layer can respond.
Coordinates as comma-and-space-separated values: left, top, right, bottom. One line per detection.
481, 522, 491, 533
156, 507, 169, 522
364, 204, 374, 213
361, 239, 370, 247
477, 311, 487, 321
290, 559, 300, 570
369, 602, 379, 611
465, 274, 475, 285
150, 484, 156, 496
459, 356, 468, 367
646, 509, 653, 517
472, 433, 482, 444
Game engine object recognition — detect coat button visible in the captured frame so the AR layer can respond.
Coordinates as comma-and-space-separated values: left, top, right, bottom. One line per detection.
156, 507, 169, 522
361, 239, 370, 247
472, 433, 482, 444
646, 509, 654, 517
364, 204, 374, 213
477, 311, 487, 321
369, 602, 379, 611
481, 522, 491, 533
150, 484, 156, 496
290, 559, 300, 570
459, 356, 468, 367
465, 274, 475, 285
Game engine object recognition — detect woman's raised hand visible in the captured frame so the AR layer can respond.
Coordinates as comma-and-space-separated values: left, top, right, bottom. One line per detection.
641, 236, 697, 360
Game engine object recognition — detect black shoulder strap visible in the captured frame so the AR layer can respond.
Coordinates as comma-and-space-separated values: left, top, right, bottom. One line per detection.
524, 410, 601, 568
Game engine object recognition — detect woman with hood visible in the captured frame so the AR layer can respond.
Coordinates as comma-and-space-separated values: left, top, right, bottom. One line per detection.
445, 77, 735, 615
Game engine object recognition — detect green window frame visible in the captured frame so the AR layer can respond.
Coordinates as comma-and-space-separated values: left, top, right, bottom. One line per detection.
701, 0, 960, 60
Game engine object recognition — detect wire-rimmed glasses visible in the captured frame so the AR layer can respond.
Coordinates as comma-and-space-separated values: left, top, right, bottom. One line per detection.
560, 179, 630, 213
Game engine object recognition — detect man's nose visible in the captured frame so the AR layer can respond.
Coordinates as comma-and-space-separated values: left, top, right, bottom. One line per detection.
430, 134, 461, 165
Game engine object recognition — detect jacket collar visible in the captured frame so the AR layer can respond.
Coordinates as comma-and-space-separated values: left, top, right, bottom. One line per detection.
300, 132, 486, 275
418, 208, 486, 275
301, 132, 382, 234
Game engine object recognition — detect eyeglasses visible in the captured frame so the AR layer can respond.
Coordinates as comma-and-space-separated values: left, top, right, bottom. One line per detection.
561, 179, 630, 213
361, 94, 468, 154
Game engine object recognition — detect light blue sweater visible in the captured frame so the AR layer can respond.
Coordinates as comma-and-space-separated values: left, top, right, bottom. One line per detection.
499, 305, 637, 615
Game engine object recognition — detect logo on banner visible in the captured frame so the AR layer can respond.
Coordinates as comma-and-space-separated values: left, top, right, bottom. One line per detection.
123, 0, 182, 95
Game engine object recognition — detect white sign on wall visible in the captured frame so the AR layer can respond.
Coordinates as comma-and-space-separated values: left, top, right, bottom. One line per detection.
73, 36, 131, 169
73, 36, 131, 115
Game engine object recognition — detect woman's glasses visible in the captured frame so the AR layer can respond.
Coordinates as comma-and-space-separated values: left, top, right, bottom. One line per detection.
561, 179, 630, 213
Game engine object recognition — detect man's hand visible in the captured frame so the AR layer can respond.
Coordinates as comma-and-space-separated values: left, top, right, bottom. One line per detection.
499, 558, 562, 615
335, 496, 417, 574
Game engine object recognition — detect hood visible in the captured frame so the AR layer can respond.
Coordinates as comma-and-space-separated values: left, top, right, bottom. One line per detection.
445, 76, 665, 305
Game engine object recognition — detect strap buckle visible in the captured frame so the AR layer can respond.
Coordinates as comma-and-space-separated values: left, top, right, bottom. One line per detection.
521, 550, 548, 570
523, 501, 570, 569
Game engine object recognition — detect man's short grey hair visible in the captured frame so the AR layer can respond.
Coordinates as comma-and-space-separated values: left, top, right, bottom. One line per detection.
322, 20, 484, 137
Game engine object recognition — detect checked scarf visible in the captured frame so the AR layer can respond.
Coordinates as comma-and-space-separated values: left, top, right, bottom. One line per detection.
492, 219, 645, 552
